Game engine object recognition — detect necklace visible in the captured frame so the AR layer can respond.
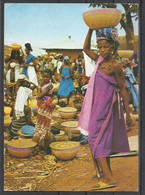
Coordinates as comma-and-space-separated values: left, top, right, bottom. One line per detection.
99, 61, 114, 70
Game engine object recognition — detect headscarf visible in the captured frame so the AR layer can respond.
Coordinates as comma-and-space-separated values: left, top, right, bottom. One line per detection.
96, 27, 120, 55
96, 27, 118, 42
63, 56, 70, 64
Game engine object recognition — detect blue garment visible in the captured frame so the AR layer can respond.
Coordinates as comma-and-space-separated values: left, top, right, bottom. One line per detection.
23, 54, 37, 78
125, 68, 138, 111
58, 67, 75, 97
77, 64, 83, 74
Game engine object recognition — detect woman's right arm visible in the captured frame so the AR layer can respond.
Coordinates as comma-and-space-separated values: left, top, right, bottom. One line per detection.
83, 28, 99, 62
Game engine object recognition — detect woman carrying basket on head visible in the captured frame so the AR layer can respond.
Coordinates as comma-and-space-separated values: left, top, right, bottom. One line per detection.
78, 27, 132, 190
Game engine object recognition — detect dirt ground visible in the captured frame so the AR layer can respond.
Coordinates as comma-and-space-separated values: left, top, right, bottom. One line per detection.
4, 98, 139, 192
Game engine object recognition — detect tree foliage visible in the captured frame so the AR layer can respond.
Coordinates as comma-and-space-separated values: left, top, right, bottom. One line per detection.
89, 3, 139, 50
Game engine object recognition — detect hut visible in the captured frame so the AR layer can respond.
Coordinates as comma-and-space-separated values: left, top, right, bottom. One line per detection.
41, 36, 83, 62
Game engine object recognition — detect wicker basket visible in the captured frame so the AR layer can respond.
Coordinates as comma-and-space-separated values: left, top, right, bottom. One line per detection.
58, 107, 77, 119
50, 141, 80, 160
83, 8, 122, 30
7, 139, 37, 158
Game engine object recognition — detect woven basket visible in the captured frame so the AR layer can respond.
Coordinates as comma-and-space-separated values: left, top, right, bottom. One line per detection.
83, 8, 122, 30
58, 107, 77, 119
7, 139, 37, 158
50, 141, 80, 160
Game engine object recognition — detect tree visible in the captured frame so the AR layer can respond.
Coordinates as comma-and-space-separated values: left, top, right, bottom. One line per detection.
89, 3, 139, 50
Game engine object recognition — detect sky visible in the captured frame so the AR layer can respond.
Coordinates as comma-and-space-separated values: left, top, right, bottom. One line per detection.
4, 3, 139, 56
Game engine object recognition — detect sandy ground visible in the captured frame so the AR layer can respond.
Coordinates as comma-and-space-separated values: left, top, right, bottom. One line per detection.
4, 98, 139, 192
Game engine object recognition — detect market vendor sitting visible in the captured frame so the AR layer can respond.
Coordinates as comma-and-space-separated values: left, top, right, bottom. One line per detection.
10, 74, 38, 136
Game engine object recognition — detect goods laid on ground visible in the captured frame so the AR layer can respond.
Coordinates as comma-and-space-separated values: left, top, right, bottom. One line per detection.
50, 126, 60, 134
61, 121, 78, 133
52, 99, 58, 106
50, 141, 80, 160
53, 83, 60, 92
7, 139, 37, 158
58, 107, 77, 119
18, 125, 35, 139
4, 106, 12, 115
4, 115, 12, 127
83, 8, 122, 30
18, 130, 33, 139
29, 99, 37, 108
73, 97, 83, 112
54, 131, 65, 141
118, 50, 134, 58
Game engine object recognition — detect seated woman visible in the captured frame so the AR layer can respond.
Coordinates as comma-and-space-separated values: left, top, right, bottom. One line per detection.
10, 74, 37, 136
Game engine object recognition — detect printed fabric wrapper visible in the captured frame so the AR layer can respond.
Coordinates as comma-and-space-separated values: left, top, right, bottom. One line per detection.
32, 98, 54, 148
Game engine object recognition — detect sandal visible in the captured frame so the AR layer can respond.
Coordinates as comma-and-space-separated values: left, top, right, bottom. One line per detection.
91, 181, 116, 190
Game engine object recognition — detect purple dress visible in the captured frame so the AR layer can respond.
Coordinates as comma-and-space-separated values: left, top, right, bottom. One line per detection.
89, 70, 130, 158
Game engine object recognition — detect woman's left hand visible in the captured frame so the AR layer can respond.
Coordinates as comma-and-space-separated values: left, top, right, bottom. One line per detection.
126, 113, 132, 127
66, 75, 70, 79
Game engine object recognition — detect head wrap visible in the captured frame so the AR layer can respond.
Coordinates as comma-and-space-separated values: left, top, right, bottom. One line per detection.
96, 27, 119, 42
25, 43, 33, 51
64, 56, 69, 60
96, 27, 120, 55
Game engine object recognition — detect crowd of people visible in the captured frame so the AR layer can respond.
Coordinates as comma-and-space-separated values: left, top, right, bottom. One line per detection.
4, 37, 139, 190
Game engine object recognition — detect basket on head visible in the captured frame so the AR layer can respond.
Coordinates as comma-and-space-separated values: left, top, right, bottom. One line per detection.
83, 8, 122, 30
